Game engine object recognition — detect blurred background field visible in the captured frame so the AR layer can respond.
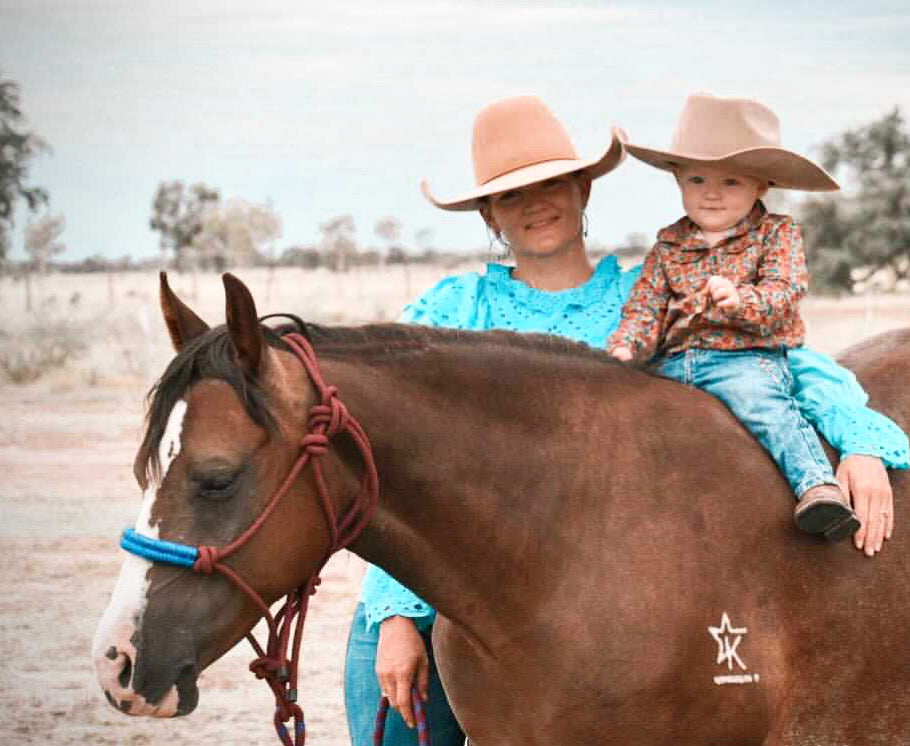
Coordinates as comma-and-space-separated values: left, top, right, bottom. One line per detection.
1, 264, 908, 391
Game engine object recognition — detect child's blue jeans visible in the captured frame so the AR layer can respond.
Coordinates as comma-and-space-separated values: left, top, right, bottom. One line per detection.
656, 348, 837, 498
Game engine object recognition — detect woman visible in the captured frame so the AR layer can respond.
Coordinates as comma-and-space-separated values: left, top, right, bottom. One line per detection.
343, 96, 909, 746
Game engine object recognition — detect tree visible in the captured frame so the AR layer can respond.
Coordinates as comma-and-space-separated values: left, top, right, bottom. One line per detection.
319, 214, 357, 272
149, 181, 220, 264
24, 213, 65, 271
192, 199, 282, 269
23, 213, 65, 311
0, 72, 50, 264
374, 215, 403, 260
800, 108, 910, 293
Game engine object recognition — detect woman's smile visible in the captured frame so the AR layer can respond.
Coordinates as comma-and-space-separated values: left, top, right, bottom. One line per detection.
523, 215, 561, 231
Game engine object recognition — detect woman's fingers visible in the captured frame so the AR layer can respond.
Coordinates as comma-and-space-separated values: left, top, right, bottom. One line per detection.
375, 615, 429, 728
836, 455, 893, 556
417, 654, 430, 702
395, 677, 415, 728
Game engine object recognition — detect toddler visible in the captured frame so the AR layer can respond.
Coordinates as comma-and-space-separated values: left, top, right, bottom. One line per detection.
608, 93, 860, 541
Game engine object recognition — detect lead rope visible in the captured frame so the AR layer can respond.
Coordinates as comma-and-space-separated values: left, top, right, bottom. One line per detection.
187, 332, 379, 746
373, 689, 431, 746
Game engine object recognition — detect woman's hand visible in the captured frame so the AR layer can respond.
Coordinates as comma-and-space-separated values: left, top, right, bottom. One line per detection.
836, 454, 894, 557
376, 615, 429, 727
611, 346, 633, 362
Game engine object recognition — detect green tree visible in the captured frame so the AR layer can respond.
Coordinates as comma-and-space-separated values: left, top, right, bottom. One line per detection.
801, 108, 910, 293
149, 181, 220, 264
0, 72, 50, 264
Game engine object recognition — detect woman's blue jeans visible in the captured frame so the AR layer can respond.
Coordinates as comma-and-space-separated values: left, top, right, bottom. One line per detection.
657, 348, 837, 498
344, 603, 464, 746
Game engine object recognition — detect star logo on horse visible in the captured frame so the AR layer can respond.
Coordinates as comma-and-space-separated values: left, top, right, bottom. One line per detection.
709, 612, 748, 670
708, 612, 759, 685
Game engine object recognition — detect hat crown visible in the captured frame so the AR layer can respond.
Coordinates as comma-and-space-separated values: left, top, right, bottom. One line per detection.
670, 94, 781, 158
472, 96, 579, 186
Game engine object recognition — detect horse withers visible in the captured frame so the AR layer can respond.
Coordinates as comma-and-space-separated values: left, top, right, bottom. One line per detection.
93, 273, 910, 745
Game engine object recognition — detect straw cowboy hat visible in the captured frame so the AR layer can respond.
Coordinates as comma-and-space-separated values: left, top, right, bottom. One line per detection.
421, 96, 626, 211
623, 93, 839, 192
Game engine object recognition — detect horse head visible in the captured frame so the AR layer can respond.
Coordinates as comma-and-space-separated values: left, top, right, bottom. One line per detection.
92, 273, 366, 718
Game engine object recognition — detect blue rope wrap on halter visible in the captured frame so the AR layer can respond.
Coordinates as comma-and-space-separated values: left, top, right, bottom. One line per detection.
121, 528, 199, 568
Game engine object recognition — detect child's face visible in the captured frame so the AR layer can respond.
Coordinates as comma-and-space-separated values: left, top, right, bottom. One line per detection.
675, 165, 768, 237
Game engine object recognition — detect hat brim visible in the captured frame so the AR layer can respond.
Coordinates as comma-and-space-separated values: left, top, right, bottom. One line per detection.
421, 127, 626, 212
624, 142, 838, 192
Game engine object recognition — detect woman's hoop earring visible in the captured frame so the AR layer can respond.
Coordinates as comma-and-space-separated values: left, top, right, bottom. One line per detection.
582, 210, 589, 238
486, 225, 512, 259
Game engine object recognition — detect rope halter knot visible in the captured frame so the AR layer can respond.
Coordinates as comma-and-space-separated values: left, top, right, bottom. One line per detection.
193, 545, 220, 575
301, 432, 330, 456
308, 386, 349, 437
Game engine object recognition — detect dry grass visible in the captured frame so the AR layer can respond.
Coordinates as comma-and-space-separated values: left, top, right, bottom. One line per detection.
0, 265, 907, 745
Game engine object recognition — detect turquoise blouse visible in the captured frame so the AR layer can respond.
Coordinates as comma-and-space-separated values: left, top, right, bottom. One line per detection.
360, 256, 910, 632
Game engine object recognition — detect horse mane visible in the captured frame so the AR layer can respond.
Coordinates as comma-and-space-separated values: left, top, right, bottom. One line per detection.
137, 320, 626, 483
300, 322, 619, 365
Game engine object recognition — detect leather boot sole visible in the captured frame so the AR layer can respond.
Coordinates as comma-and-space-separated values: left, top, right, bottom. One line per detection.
795, 500, 861, 543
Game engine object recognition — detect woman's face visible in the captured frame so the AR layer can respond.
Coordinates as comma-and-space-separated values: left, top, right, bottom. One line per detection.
481, 173, 591, 259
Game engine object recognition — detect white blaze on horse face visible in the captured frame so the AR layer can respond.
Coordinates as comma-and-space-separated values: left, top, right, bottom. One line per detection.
156, 398, 188, 500
92, 400, 188, 716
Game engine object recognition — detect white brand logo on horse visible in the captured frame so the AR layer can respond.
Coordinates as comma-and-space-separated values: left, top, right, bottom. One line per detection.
708, 612, 759, 685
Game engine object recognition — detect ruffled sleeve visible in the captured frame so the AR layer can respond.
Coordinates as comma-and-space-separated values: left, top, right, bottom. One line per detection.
788, 346, 910, 469
398, 272, 485, 329
360, 564, 436, 633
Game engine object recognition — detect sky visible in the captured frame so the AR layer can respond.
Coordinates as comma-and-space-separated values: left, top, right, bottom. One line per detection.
2, 0, 910, 262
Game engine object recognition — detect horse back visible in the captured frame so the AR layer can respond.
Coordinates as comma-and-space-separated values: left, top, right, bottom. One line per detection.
437, 340, 910, 745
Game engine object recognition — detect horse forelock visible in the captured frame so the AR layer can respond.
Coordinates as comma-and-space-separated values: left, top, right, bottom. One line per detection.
137, 326, 284, 485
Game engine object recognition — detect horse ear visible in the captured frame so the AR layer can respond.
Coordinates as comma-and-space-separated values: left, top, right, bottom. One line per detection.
223, 273, 263, 375
159, 272, 210, 352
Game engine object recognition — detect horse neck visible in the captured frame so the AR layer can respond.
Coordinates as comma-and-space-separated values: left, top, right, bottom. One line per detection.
322, 338, 587, 639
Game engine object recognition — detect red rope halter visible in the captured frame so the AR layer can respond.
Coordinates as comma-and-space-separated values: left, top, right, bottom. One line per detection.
189, 332, 379, 746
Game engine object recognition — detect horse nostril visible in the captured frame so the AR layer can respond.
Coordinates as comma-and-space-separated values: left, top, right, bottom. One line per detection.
118, 650, 133, 689
105, 646, 118, 660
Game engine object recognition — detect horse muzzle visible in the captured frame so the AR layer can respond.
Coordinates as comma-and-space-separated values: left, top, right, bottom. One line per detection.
92, 614, 200, 717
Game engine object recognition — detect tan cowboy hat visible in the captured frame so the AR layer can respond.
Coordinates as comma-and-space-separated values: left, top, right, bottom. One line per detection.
421, 96, 626, 211
623, 93, 839, 192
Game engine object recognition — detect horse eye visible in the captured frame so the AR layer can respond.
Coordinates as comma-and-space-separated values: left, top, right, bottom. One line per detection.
195, 470, 239, 500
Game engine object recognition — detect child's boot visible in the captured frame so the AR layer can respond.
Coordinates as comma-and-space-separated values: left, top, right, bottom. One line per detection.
794, 484, 861, 542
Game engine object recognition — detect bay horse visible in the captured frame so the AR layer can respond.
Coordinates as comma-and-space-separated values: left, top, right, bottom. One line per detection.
93, 273, 910, 745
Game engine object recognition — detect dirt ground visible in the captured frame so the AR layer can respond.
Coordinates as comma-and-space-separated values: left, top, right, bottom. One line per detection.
1, 267, 908, 745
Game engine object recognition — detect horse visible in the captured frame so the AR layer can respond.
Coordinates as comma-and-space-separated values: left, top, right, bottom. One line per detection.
93, 273, 910, 745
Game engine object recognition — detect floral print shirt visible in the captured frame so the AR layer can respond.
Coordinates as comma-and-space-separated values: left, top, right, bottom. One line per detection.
608, 201, 808, 360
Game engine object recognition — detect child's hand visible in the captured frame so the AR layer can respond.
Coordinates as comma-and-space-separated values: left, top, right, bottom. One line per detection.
706, 275, 741, 310
611, 346, 633, 362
